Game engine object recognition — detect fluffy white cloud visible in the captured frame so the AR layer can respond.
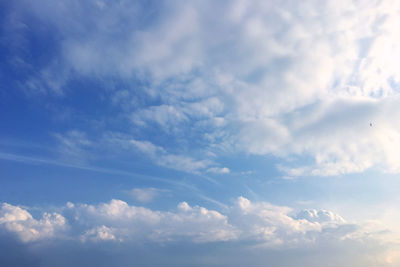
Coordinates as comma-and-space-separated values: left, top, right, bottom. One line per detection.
228, 197, 353, 247
0, 203, 66, 242
66, 199, 237, 243
80, 225, 119, 242
1, 197, 386, 248
2, 198, 398, 266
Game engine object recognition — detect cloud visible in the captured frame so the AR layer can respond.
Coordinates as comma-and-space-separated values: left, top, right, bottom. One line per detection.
80, 225, 119, 242
276, 96, 400, 176
131, 98, 224, 132
54, 130, 92, 164
65, 198, 237, 243
0, 197, 386, 247
6, 0, 400, 176
207, 167, 230, 174
0, 203, 66, 242
129, 138, 214, 174
129, 139, 165, 157
229, 196, 352, 247
295, 209, 345, 224
128, 187, 164, 203
1, 198, 398, 266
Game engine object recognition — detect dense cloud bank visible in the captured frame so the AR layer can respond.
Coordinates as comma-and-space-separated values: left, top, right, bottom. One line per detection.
0, 198, 349, 245
0, 198, 397, 266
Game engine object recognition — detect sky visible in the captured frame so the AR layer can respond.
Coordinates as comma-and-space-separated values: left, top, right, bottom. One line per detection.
2, 0, 400, 266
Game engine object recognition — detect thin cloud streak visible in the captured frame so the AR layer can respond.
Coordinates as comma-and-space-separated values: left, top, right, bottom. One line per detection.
0, 152, 193, 189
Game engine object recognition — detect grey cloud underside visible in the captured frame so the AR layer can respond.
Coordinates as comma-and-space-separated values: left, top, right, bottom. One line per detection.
0, 234, 387, 267
8, 0, 400, 176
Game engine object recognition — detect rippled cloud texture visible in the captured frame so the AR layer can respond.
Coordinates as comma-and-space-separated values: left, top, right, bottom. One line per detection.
5, 0, 400, 175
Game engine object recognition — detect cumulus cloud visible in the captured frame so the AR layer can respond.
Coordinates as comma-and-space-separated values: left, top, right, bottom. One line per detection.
0, 197, 386, 247
1, 198, 398, 266
0, 203, 66, 242
229, 196, 351, 247
67, 199, 237, 243
296, 209, 345, 225
80, 225, 119, 242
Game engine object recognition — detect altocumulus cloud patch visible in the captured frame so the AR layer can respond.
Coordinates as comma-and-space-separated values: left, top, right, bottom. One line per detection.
4, 0, 400, 176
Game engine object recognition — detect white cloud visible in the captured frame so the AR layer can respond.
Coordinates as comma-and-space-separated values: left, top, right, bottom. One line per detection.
131, 98, 224, 131
276, 97, 400, 176
230, 197, 322, 246
129, 139, 165, 157
10, 0, 400, 176
67, 199, 237, 243
295, 209, 345, 225
129, 139, 212, 173
54, 130, 92, 164
207, 167, 230, 174
80, 225, 120, 242
128, 188, 164, 203
0, 203, 66, 242
3, 197, 400, 265
131, 105, 188, 128
1, 197, 389, 248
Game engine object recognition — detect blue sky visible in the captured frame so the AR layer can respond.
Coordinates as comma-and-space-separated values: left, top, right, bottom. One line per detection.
2, 0, 400, 266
